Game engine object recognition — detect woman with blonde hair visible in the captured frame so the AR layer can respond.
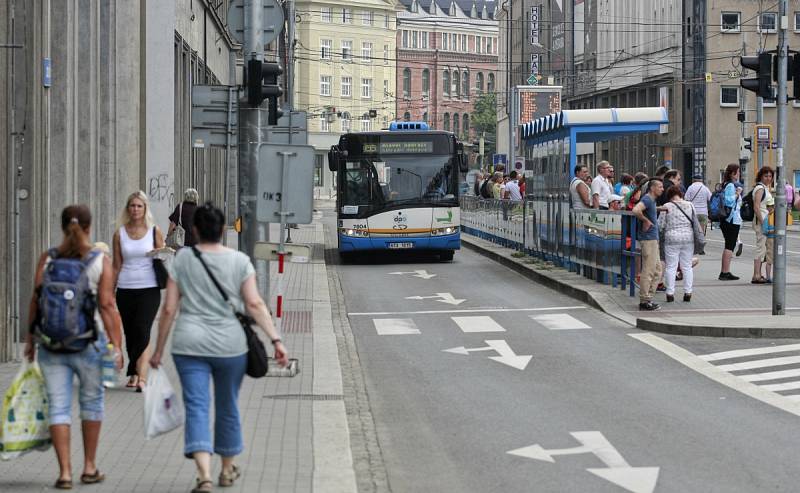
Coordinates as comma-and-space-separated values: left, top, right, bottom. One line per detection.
113, 191, 164, 392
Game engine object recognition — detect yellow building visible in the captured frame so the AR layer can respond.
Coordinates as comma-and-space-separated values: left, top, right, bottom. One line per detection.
295, 0, 399, 197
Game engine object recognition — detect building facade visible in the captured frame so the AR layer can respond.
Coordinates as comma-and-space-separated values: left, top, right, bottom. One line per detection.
395, 0, 499, 142
294, 0, 399, 198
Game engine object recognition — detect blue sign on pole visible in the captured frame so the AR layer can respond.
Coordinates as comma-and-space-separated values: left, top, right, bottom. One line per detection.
493, 154, 507, 165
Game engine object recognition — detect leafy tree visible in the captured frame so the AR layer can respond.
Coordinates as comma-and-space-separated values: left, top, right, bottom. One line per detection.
472, 92, 497, 159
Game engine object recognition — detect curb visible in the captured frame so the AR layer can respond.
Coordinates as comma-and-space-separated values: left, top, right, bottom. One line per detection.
636, 317, 800, 339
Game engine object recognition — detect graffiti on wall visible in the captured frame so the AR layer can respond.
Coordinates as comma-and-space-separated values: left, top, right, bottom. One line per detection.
148, 173, 175, 211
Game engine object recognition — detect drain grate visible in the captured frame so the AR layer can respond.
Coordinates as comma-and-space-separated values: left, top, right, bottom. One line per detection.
281, 310, 313, 333
265, 393, 343, 401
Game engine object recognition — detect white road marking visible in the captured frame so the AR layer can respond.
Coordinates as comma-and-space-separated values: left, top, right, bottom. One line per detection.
373, 318, 420, 335
452, 316, 505, 333
700, 343, 800, 362
508, 431, 660, 493
716, 355, 800, 372
760, 381, 800, 392
443, 340, 532, 370
531, 313, 591, 330
348, 306, 587, 316
786, 395, 800, 402
629, 333, 800, 417
705, 238, 800, 255
405, 292, 465, 305
388, 270, 436, 279
740, 368, 800, 382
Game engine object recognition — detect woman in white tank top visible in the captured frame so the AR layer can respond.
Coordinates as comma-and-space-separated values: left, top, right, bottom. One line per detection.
112, 191, 165, 391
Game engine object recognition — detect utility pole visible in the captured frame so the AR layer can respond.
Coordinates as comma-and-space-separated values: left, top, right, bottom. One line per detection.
756, 95, 764, 175
285, 0, 295, 110
772, 0, 789, 315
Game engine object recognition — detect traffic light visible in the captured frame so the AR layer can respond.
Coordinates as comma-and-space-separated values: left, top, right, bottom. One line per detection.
245, 59, 284, 125
743, 137, 752, 151
740, 53, 773, 99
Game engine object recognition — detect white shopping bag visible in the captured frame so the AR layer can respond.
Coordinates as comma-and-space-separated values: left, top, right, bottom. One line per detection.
0, 361, 51, 460
143, 368, 183, 440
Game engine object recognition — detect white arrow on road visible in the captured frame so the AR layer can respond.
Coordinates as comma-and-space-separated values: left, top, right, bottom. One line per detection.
388, 270, 436, 279
443, 340, 532, 370
405, 292, 465, 305
507, 431, 659, 493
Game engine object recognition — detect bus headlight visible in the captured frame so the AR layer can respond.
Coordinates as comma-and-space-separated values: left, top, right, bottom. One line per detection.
431, 226, 457, 236
339, 228, 369, 237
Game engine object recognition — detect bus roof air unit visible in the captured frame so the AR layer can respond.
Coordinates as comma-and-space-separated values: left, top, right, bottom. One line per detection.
389, 121, 430, 131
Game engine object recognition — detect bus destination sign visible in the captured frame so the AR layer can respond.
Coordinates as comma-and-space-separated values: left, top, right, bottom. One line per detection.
362, 141, 434, 154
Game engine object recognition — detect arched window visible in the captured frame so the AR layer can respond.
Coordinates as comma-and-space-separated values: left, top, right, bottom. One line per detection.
452, 71, 460, 98
403, 111, 411, 121
462, 71, 469, 99
402, 68, 411, 99
476, 72, 484, 93
443, 113, 450, 131
463, 114, 469, 138
422, 69, 430, 99
422, 111, 428, 123
443, 71, 450, 96
341, 112, 352, 132
453, 112, 460, 136
487, 73, 495, 92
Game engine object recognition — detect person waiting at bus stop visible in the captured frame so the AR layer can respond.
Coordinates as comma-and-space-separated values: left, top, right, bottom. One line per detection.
570, 165, 592, 209
591, 161, 614, 209
632, 178, 665, 311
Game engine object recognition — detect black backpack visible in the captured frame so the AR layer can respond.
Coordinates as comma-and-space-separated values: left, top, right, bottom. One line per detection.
480, 179, 494, 199
740, 184, 764, 222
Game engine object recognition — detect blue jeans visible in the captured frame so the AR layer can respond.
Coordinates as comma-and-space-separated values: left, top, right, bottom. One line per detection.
38, 337, 107, 425
172, 353, 247, 458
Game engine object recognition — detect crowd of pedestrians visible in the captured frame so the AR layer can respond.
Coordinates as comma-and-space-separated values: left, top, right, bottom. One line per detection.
22, 191, 290, 492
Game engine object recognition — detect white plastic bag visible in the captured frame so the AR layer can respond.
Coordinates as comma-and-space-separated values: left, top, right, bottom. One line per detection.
0, 361, 51, 460
143, 368, 183, 440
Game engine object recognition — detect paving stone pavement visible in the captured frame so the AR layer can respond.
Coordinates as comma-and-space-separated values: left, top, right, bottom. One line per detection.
0, 212, 356, 493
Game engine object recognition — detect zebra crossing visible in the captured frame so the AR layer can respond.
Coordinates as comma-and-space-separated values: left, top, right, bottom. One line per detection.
371, 313, 591, 335
699, 343, 800, 402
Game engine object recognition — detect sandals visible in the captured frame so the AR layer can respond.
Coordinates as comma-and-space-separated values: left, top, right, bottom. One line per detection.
136, 379, 146, 393
80, 471, 105, 484
751, 277, 768, 284
219, 465, 241, 487
126, 375, 138, 388
54, 479, 73, 490
192, 479, 214, 493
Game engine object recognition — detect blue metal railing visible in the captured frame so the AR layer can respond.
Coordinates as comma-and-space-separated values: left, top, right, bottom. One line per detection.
460, 196, 640, 297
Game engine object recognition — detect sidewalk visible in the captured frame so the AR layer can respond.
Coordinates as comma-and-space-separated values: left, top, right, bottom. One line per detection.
462, 224, 800, 338
0, 207, 357, 492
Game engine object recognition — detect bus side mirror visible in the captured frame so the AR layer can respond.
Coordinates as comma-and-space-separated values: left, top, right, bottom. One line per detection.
327, 149, 338, 172
458, 154, 468, 173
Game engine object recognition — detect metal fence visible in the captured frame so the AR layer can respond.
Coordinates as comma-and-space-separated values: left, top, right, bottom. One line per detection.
461, 196, 639, 296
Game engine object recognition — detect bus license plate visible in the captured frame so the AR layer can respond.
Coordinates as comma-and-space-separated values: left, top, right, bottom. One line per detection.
388, 242, 414, 249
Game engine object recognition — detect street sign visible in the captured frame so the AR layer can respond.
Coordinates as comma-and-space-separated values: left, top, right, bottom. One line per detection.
263, 110, 309, 144
253, 241, 311, 262
228, 0, 285, 47
493, 154, 508, 165
527, 73, 539, 85
256, 144, 314, 224
192, 85, 237, 148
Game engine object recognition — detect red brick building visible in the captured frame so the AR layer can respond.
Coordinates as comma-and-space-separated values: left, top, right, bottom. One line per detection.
396, 0, 498, 141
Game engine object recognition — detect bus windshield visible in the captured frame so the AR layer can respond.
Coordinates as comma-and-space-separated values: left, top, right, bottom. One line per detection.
342, 155, 455, 209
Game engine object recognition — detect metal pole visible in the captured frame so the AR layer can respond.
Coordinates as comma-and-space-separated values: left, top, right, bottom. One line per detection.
285, 0, 295, 110
275, 151, 295, 336
772, 0, 788, 315
509, 85, 516, 174
756, 95, 764, 176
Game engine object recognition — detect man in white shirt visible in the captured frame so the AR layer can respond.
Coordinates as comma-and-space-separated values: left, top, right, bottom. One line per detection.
504, 171, 522, 200
684, 174, 712, 234
591, 161, 614, 209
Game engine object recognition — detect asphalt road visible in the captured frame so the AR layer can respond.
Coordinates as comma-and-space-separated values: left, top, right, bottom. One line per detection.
324, 212, 800, 493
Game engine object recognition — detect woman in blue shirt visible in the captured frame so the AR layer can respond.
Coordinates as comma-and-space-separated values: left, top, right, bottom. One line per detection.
719, 164, 742, 280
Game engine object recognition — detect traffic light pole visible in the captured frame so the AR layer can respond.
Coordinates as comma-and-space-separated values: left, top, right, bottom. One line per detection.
756, 96, 764, 173
773, 0, 789, 315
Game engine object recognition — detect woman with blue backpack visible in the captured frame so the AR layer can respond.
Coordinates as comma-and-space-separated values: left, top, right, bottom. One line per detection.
24, 204, 124, 489
718, 164, 743, 281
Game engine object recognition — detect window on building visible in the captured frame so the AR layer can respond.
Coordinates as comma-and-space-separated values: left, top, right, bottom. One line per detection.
486, 37, 492, 53
341, 76, 352, 97
443, 71, 450, 96
463, 114, 469, 138
421, 31, 428, 49
361, 78, 372, 98
361, 10, 373, 25
795, 12, 800, 31
341, 112, 352, 132
422, 69, 430, 99
451, 33, 457, 50
422, 111, 428, 123
412, 31, 418, 49
462, 71, 469, 99
321, 7, 332, 23
403, 111, 411, 121
721, 12, 740, 32
320, 39, 332, 60
442, 32, 449, 50
403, 68, 411, 99
320, 116, 331, 132
402, 30, 409, 48
384, 14, 390, 29
720, 86, 739, 107
453, 113, 460, 136
314, 154, 324, 186
384, 79, 389, 96
320, 75, 331, 96
461, 34, 467, 51
476, 72, 484, 93
341, 40, 352, 61
443, 113, 450, 131
487, 73, 495, 92
759, 12, 777, 33
360, 116, 371, 132
452, 71, 460, 98
384, 45, 389, 64
361, 42, 372, 63
476, 35, 482, 53
342, 8, 352, 23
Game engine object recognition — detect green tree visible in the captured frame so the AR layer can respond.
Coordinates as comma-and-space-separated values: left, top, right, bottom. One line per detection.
472, 92, 497, 161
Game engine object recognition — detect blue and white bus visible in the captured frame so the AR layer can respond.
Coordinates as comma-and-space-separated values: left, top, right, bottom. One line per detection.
328, 122, 468, 261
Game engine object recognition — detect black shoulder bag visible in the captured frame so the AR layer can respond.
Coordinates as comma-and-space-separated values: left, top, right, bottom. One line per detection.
191, 247, 269, 378
152, 227, 168, 289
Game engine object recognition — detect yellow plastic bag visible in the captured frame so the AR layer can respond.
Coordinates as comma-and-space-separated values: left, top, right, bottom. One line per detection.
0, 361, 51, 460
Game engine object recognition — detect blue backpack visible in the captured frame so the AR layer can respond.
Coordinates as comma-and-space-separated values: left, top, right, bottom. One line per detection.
34, 249, 101, 353
709, 187, 727, 222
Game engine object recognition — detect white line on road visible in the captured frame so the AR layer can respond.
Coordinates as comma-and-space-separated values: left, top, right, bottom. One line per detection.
760, 381, 800, 392
531, 313, 591, 330
452, 316, 506, 333
740, 368, 800, 382
700, 343, 800, 362
716, 355, 800, 372
373, 318, 420, 335
705, 238, 800, 255
348, 306, 587, 316
629, 333, 800, 418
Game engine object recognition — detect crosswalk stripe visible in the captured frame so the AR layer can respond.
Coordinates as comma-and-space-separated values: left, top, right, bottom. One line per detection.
530, 313, 591, 330
786, 395, 800, 402
760, 381, 800, 392
699, 343, 800, 362
740, 368, 800, 382
717, 355, 800, 372
452, 316, 506, 333
373, 318, 420, 335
